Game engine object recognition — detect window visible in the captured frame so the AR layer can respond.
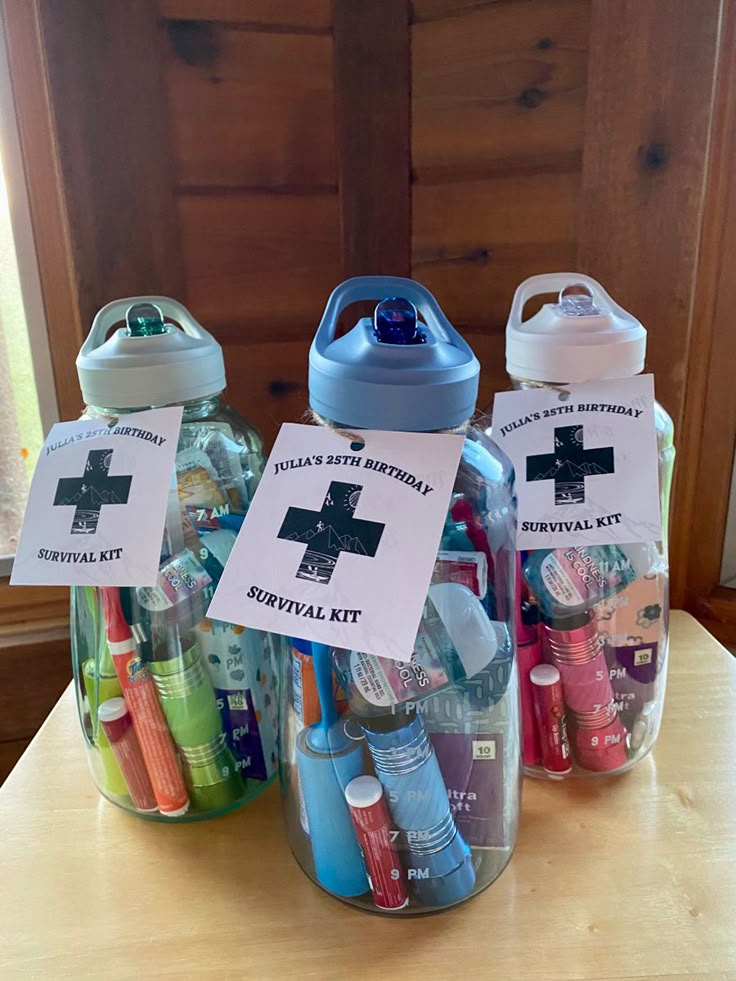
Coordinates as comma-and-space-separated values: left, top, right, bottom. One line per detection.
0, 15, 57, 574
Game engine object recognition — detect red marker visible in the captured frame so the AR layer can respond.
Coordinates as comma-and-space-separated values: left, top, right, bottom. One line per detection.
101, 587, 189, 817
530, 664, 572, 777
345, 776, 408, 910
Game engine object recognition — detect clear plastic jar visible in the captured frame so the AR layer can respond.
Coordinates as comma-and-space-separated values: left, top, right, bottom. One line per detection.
71, 299, 279, 819
501, 275, 675, 779
279, 278, 521, 913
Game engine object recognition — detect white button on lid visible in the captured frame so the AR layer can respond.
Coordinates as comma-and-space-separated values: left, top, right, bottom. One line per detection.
506, 273, 647, 383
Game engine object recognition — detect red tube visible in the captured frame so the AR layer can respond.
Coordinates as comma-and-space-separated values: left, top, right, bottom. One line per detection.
345, 775, 408, 910
530, 664, 571, 776
98, 697, 157, 811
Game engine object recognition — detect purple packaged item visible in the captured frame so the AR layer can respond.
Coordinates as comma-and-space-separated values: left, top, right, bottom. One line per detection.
430, 732, 505, 848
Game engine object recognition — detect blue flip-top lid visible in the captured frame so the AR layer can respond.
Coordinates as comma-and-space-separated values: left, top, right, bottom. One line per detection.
309, 277, 480, 432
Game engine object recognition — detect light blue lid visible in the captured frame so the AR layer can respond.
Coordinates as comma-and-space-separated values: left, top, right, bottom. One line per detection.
309, 276, 480, 432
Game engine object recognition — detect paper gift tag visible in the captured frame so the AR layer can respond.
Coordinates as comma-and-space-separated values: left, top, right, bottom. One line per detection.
207, 423, 465, 662
11, 407, 183, 586
492, 375, 661, 550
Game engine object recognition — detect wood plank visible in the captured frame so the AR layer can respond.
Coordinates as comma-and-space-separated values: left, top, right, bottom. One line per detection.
5, 615, 736, 979
2, 0, 83, 420
411, 0, 504, 23
412, 171, 579, 329
163, 22, 335, 189
0, 622, 71, 742
35, 0, 184, 334
699, 592, 736, 650
677, 0, 736, 613
178, 191, 341, 335
159, 0, 331, 30
333, 0, 411, 276
465, 328, 512, 417
0, 583, 68, 628
220, 339, 310, 448
412, 0, 590, 182
0, 738, 30, 786
577, 0, 721, 447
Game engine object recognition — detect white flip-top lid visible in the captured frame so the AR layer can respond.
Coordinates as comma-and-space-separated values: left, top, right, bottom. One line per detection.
506, 273, 646, 383
77, 297, 226, 409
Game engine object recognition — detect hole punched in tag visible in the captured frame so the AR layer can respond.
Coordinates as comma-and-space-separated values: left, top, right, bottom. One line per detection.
106, 416, 119, 428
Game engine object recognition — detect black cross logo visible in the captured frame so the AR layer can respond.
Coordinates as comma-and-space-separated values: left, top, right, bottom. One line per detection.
53, 449, 132, 534
526, 425, 614, 506
277, 481, 385, 584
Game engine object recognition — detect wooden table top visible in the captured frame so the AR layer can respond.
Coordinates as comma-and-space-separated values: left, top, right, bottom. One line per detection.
1, 611, 735, 981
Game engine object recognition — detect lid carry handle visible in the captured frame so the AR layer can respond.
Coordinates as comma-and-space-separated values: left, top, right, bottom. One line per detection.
508, 273, 634, 328
313, 276, 475, 359
82, 296, 214, 355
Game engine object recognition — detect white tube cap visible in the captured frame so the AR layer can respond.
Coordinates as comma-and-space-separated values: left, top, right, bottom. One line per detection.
345, 775, 384, 809
530, 663, 561, 687
97, 696, 129, 722
77, 297, 226, 409
506, 274, 646, 383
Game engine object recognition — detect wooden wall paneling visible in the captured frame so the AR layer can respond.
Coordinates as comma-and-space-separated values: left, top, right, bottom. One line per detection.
679, 0, 736, 628
162, 9, 341, 443
412, 0, 590, 183
411, 0, 587, 378
221, 340, 311, 447
333, 0, 411, 277
158, 0, 331, 31
576, 0, 722, 605
178, 192, 341, 331
2, 0, 83, 420
413, 171, 579, 329
411, 0, 505, 23
163, 20, 336, 189
0, 584, 68, 626
465, 329, 515, 414
35, 0, 184, 339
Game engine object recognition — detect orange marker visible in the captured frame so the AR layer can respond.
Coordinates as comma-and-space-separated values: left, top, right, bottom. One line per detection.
101, 588, 189, 817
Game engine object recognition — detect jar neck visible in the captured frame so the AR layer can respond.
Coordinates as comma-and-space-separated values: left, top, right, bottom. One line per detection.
313, 410, 471, 436
510, 376, 570, 392
85, 393, 223, 422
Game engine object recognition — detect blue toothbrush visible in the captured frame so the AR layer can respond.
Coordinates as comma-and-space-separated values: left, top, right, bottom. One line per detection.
295, 643, 368, 897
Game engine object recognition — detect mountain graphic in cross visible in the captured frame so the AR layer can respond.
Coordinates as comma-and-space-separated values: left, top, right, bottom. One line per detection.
526, 425, 614, 505
53, 449, 132, 534
277, 480, 385, 585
